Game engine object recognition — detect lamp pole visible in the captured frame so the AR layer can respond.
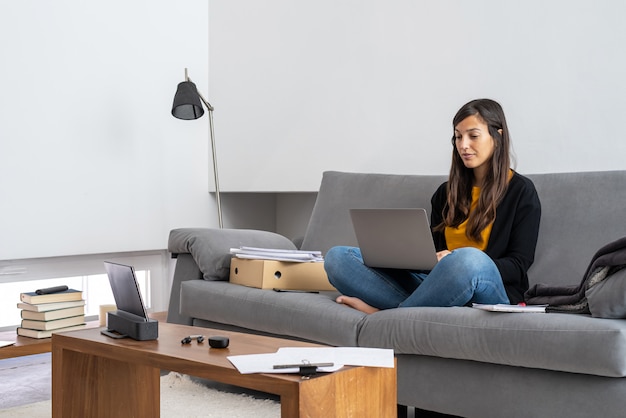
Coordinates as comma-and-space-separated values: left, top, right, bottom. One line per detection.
198, 92, 223, 229
183, 68, 223, 228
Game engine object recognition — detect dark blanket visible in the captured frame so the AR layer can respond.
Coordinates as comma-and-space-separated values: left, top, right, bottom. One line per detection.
525, 237, 626, 313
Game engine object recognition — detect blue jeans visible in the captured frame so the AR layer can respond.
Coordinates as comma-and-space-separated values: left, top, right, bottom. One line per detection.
324, 246, 510, 309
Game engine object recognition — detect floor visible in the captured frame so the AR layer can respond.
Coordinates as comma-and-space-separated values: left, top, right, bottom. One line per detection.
0, 353, 51, 410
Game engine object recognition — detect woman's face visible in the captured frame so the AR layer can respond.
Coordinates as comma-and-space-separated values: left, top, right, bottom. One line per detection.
454, 114, 496, 182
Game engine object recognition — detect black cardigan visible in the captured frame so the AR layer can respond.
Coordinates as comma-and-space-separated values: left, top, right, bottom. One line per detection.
430, 172, 542, 304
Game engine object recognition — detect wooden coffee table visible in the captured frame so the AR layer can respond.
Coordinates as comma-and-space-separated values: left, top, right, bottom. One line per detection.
0, 320, 100, 360
51, 322, 397, 417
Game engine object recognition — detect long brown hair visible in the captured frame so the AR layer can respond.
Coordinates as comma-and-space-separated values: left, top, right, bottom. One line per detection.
435, 99, 512, 243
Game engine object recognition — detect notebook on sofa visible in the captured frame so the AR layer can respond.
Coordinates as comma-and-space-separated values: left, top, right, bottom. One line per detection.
349, 208, 438, 270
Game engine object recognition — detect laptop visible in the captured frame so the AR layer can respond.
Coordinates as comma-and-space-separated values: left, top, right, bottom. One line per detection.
103, 261, 148, 321
349, 208, 438, 270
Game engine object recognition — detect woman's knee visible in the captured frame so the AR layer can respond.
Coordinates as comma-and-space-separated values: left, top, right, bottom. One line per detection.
325, 246, 349, 269
325, 246, 347, 261
324, 246, 358, 278
437, 247, 499, 282
450, 247, 484, 258
448, 247, 493, 269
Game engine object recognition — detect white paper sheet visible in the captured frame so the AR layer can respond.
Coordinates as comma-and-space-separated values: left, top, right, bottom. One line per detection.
0, 340, 15, 348
228, 347, 394, 374
472, 303, 547, 313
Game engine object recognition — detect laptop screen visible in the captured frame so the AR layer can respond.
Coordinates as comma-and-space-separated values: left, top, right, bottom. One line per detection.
103, 261, 148, 320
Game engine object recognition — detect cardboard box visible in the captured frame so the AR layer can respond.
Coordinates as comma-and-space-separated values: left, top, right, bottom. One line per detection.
229, 258, 336, 291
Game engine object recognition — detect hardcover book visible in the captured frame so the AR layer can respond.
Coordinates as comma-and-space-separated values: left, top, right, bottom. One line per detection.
20, 315, 85, 331
17, 324, 87, 339
17, 299, 86, 312
20, 305, 85, 321
20, 289, 83, 304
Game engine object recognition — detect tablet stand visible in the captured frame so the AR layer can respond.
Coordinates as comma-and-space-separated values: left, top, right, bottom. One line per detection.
101, 310, 158, 341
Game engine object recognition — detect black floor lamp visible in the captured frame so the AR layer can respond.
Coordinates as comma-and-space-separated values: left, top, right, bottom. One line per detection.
171, 68, 223, 228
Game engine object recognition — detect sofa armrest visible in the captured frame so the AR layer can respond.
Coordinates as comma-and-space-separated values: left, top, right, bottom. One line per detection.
167, 228, 298, 325
166, 253, 202, 325
168, 228, 298, 281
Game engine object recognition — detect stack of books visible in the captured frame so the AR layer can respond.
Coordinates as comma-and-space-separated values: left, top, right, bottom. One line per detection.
16, 287, 87, 339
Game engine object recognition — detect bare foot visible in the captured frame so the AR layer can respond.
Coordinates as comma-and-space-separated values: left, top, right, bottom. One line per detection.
336, 295, 380, 314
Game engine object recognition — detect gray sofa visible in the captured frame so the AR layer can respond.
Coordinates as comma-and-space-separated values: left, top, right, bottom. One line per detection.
167, 170, 626, 418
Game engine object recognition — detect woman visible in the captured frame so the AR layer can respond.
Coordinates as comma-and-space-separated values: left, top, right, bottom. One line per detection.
324, 98, 541, 314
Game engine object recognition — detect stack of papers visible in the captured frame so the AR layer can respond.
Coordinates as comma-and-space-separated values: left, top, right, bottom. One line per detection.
472, 303, 547, 313
230, 247, 323, 263
228, 347, 395, 374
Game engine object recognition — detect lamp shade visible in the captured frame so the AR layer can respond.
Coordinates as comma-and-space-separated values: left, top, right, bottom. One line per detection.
171, 81, 204, 120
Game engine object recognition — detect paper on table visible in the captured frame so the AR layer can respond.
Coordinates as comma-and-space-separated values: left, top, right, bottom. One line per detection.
227, 346, 395, 374
0, 340, 15, 348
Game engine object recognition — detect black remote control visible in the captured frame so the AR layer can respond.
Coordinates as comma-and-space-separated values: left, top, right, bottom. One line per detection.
35, 285, 69, 295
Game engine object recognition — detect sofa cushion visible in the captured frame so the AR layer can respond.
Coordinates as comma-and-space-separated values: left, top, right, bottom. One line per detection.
168, 228, 297, 280
357, 306, 626, 377
180, 280, 366, 346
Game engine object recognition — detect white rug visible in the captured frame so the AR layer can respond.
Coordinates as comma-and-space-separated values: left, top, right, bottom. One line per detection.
0, 372, 280, 418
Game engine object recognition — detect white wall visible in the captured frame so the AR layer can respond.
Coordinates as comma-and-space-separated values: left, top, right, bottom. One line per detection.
211, 0, 626, 192
0, 1, 214, 260
3, 1, 626, 261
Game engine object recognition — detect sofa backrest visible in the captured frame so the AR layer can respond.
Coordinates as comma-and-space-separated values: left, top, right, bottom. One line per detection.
301, 170, 626, 288
300, 171, 446, 253
527, 171, 626, 286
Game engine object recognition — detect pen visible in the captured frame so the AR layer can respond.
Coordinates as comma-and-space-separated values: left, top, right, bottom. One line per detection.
273, 362, 334, 369
273, 288, 319, 294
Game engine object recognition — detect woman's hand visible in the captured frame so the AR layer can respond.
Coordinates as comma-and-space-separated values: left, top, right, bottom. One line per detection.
436, 250, 452, 262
